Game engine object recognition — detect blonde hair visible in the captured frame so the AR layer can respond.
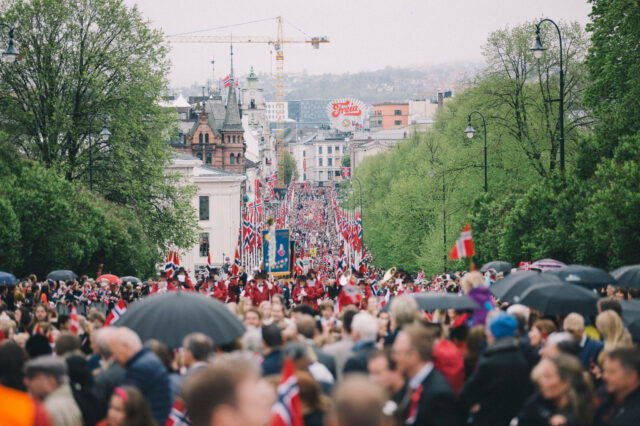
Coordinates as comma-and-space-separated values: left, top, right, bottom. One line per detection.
596, 310, 633, 358
461, 271, 484, 293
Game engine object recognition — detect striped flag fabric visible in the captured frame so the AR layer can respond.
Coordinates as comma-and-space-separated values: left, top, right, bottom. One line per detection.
231, 244, 241, 276
206, 251, 214, 277
69, 305, 80, 335
164, 252, 175, 278
270, 358, 303, 426
166, 398, 190, 426
104, 299, 127, 326
449, 224, 475, 260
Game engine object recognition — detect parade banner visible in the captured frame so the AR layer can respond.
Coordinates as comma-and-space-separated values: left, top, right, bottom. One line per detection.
263, 229, 290, 275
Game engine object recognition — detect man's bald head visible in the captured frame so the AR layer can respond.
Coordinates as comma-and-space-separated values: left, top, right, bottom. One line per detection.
105, 327, 143, 366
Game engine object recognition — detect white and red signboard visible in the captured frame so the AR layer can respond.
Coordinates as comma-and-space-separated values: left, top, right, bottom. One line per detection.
327, 98, 370, 132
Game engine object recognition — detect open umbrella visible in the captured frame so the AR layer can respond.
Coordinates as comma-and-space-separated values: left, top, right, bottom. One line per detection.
611, 265, 640, 290
47, 270, 78, 281
412, 292, 479, 311
115, 291, 245, 348
480, 261, 513, 274
120, 276, 141, 284
97, 274, 120, 284
530, 259, 566, 271
620, 300, 640, 339
0, 271, 17, 285
491, 271, 565, 304
551, 265, 616, 289
519, 282, 599, 317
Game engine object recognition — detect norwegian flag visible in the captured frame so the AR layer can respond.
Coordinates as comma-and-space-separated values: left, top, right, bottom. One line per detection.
449, 224, 475, 260
104, 299, 127, 326
519, 261, 532, 271
164, 251, 176, 278
337, 284, 362, 311
173, 251, 181, 268
341, 167, 351, 179
416, 270, 425, 282
166, 398, 190, 426
355, 210, 363, 253
242, 214, 253, 250
69, 305, 80, 335
205, 251, 214, 277
270, 358, 303, 426
222, 75, 239, 88
231, 244, 241, 276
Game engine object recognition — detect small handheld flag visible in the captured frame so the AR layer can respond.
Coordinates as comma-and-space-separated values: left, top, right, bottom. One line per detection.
449, 224, 475, 260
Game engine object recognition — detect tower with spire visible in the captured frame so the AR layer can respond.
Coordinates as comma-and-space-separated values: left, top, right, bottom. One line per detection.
241, 66, 267, 128
187, 45, 245, 174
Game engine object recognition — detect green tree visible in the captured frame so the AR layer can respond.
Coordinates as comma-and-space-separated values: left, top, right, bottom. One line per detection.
341, 154, 350, 168
281, 150, 298, 185
0, 196, 21, 271
0, 0, 198, 253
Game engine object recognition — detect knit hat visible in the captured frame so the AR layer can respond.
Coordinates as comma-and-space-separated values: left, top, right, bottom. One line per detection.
489, 313, 518, 339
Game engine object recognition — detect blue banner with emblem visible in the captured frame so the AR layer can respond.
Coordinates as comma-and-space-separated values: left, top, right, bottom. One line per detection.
262, 229, 290, 275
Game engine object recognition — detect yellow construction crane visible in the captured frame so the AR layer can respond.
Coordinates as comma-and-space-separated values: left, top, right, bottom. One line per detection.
167, 16, 329, 187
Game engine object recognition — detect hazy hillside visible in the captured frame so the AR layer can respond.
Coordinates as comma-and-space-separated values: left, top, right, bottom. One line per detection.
175, 62, 482, 102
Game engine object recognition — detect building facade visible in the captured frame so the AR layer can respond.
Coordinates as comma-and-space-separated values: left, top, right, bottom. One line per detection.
240, 67, 266, 128
370, 103, 410, 129
166, 153, 245, 275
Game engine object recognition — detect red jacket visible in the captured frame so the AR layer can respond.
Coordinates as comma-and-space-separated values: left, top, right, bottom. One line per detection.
433, 339, 465, 394
248, 281, 277, 306
227, 279, 239, 303
213, 280, 228, 303
292, 280, 323, 309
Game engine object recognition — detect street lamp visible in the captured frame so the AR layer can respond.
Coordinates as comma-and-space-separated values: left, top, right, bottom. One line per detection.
464, 110, 488, 192
89, 125, 111, 190
0, 24, 19, 63
429, 159, 447, 273
531, 18, 565, 172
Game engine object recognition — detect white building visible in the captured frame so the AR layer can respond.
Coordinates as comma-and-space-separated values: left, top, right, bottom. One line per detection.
166, 153, 245, 275
349, 129, 411, 171
286, 132, 348, 186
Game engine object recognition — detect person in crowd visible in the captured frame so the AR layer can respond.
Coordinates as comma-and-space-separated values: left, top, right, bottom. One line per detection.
463, 325, 486, 378
344, 312, 379, 375
595, 347, 640, 426
462, 272, 494, 326
563, 313, 604, 370
296, 314, 336, 378
104, 327, 171, 425
595, 310, 633, 361
324, 308, 357, 381
386, 295, 419, 346
258, 301, 273, 325
392, 321, 460, 425
513, 354, 595, 426
540, 332, 581, 360
427, 322, 465, 394
528, 319, 557, 353
243, 307, 263, 329
98, 385, 156, 426
0, 339, 27, 391
261, 323, 284, 376
459, 312, 532, 426
24, 355, 83, 426
367, 348, 407, 406
328, 375, 387, 426
91, 328, 127, 416
598, 297, 623, 316
181, 332, 213, 379
182, 354, 275, 426
297, 370, 329, 426
146, 339, 180, 403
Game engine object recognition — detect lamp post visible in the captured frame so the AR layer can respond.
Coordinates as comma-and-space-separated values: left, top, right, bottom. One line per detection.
89, 126, 111, 190
531, 18, 565, 172
429, 160, 446, 273
464, 110, 488, 192
0, 23, 19, 63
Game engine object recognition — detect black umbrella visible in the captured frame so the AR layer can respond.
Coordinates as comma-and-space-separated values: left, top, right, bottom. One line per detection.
519, 282, 599, 317
47, 270, 78, 281
621, 300, 640, 339
120, 276, 141, 284
412, 292, 479, 311
115, 291, 245, 348
611, 265, 640, 290
551, 264, 616, 289
480, 261, 513, 274
0, 271, 17, 285
490, 271, 564, 303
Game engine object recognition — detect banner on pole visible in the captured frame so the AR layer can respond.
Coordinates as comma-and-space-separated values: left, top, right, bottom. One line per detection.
263, 229, 290, 276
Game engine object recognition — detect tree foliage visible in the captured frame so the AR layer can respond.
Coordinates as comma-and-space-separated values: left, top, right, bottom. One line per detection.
282, 150, 298, 185
0, 0, 198, 258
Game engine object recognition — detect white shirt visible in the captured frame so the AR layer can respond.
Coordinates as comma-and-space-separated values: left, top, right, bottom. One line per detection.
409, 361, 434, 389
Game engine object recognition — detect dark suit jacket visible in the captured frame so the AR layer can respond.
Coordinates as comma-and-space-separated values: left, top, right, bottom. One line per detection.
343, 340, 376, 375
595, 387, 640, 426
312, 346, 337, 379
579, 336, 604, 370
262, 349, 284, 376
399, 367, 461, 426
459, 338, 533, 426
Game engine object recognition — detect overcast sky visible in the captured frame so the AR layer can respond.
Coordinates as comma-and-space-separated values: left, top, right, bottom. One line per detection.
123, 0, 592, 88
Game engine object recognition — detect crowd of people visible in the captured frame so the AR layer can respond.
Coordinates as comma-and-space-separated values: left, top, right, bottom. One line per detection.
1, 189, 639, 426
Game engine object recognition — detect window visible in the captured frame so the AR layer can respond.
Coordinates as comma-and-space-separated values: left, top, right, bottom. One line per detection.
318, 146, 323, 155
237, 154, 242, 164
394, 120, 402, 126
328, 158, 333, 166
199, 233, 209, 257
205, 133, 209, 144
199, 196, 209, 220
394, 110, 402, 116
378, 120, 382, 126
205, 152, 212, 164
335, 170, 340, 177
303, 173, 307, 181
230, 154, 235, 164
303, 150, 306, 158
328, 146, 333, 154
196, 152, 203, 160
335, 146, 340, 153
199, 133, 203, 144
318, 171, 323, 181
318, 158, 323, 167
